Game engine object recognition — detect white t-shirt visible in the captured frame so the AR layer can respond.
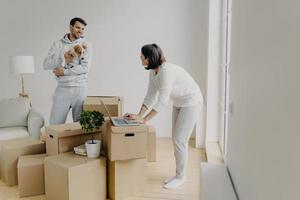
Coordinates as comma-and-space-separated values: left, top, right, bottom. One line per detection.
143, 62, 203, 112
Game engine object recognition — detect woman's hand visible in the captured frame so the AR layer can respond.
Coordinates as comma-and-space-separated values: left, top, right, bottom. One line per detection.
139, 118, 147, 124
123, 113, 139, 120
123, 113, 146, 124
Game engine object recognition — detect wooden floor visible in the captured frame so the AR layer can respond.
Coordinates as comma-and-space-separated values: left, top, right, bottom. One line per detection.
0, 138, 206, 200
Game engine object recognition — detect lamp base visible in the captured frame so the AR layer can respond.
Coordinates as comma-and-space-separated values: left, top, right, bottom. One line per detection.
19, 93, 29, 98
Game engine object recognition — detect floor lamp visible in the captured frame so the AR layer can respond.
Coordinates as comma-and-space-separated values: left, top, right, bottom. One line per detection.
10, 56, 35, 98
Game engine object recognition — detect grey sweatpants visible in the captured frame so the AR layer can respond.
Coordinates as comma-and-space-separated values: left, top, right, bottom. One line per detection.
172, 104, 201, 178
50, 86, 87, 125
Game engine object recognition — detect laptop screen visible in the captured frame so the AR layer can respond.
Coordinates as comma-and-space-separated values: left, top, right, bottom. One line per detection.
99, 98, 139, 126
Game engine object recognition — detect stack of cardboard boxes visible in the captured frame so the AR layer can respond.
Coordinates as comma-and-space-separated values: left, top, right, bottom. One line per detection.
43, 122, 106, 200
0, 96, 157, 200
83, 96, 156, 163
84, 96, 153, 200
0, 138, 45, 189
103, 122, 148, 200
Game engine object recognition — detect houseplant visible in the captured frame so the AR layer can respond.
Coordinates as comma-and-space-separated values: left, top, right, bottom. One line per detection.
79, 110, 104, 158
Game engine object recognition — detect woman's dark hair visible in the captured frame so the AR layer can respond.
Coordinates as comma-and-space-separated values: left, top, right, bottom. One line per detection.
70, 17, 87, 26
141, 44, 166, 70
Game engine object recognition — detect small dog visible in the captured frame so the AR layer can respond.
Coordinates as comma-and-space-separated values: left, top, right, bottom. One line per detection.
64, 43, 87, 64
55, 43, 88, 77
72, 43, 87, 60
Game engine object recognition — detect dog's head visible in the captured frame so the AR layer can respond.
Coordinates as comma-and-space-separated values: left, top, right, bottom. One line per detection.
73, 43, 87, 59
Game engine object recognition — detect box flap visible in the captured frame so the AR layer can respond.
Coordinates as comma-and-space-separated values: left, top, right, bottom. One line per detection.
18, 154, 46, 167
45, 152, 105, 169
0, 137, 44, 149
84, 96, 121, 105
45, 122, 101, 138
46, 122, 81, 133
109, 123, 148, 133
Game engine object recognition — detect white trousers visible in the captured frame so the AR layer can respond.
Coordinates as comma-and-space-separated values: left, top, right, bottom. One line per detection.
172, 104, 201, 178
50, 86, 87, 125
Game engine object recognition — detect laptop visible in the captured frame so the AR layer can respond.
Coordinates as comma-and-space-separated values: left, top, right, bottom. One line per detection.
99, 99, 140, 127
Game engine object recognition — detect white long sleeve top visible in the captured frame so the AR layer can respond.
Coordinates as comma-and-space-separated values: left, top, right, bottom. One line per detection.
43, 34, 92, 87
143, 62, 203, 112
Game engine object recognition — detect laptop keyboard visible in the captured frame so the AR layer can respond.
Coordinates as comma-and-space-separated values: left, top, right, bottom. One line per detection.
114, 118, 128, 124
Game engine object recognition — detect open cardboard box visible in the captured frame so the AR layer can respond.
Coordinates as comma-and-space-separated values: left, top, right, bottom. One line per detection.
45, 122, 101, 156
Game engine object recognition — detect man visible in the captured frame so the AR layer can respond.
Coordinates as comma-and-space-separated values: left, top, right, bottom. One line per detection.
43, 17, 91, 125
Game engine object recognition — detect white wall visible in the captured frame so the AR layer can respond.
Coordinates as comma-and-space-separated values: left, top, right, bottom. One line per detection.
0, 0, 208, 137
206, 0, 224, 142
227, 0, 300, 199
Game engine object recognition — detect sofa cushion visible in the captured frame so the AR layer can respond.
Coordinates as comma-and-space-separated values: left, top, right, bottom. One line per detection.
0, 98, 30, 128
0, 127, 29, 141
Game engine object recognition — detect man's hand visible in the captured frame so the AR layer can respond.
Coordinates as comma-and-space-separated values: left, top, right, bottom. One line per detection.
64, 50, 75, 64
53, 67, 64, 77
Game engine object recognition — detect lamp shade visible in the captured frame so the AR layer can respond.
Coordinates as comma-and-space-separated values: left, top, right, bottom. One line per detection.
10, 56, 35, 74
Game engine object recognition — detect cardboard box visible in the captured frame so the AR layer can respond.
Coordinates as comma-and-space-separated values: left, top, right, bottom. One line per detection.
17, 154, 46, 197
103, 122, 148, 161
40, 127, 46, 142
108, 158, 147, 200
83, 96, 123, 117
45, 152, 106, 200
0, 137, 45, 186
147, 125, 156, 162
45, 122, 101, 156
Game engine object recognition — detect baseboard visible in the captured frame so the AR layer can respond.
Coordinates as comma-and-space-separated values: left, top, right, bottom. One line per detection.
201, 142, 239, 200
201, 163, 237, 200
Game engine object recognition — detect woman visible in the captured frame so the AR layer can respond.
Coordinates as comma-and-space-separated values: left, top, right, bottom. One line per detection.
125, 44, 203, 189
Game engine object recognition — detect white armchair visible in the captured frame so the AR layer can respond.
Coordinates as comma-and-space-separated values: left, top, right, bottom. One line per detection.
0, 97, 44, 141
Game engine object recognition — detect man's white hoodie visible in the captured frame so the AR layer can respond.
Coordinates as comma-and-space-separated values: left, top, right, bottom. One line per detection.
43, 34, 92, 86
